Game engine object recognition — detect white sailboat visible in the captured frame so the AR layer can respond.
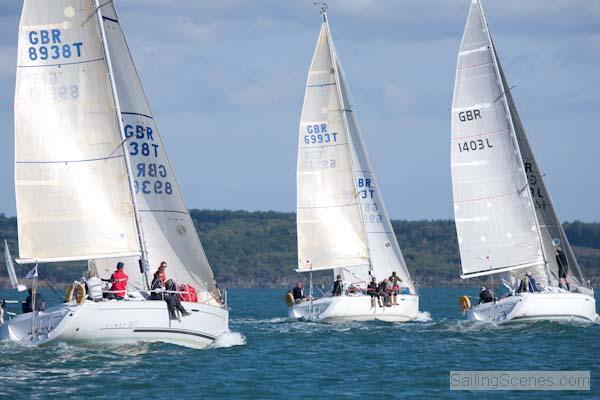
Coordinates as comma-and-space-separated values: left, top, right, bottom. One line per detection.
451, 0, 597, 323
289, 5, 419, 322
0, 0, 228, 348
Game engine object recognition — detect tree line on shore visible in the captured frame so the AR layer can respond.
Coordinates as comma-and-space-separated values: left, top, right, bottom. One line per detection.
1, 210, 599, 289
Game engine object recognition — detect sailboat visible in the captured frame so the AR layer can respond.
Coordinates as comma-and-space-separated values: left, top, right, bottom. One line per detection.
288, 5, 419, 322
0, 0, 228, 348
451, 0, 597, 323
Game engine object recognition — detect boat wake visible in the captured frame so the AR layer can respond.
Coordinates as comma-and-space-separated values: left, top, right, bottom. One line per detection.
415, 311, 432, 322
209, 331, 246, 349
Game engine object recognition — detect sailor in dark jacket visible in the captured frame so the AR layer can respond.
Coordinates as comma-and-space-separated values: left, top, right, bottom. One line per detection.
332, 275, 343, 296
556, 247, 570, 291
22, 288, 45, 313
478, 286, 494, 304
292, 282, 305, 303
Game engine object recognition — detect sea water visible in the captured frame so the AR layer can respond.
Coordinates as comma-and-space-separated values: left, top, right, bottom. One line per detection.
0, 288, 598, 399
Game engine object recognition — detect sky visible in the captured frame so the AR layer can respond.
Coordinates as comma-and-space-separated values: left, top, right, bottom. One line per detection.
0, 0, 598, 221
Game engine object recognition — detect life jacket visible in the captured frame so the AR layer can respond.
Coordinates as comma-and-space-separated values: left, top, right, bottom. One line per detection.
178, 284, 198, 302
110, 269, 128, 297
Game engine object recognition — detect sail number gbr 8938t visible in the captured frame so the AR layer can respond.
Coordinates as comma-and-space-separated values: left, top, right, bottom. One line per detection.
27, 30, 83, 61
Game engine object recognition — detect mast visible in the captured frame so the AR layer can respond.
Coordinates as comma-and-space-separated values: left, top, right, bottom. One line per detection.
476, 0, 550, 284
321, 4, 374, 277
94, 0, 150, 288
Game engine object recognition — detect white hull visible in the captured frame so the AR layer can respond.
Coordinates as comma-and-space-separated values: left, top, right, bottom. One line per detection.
466, 291, 598, 324
289, 294, 419, 322
0, 300, 229, 349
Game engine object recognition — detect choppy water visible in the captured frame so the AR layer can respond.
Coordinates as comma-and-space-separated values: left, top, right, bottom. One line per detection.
0, 288, 598, 399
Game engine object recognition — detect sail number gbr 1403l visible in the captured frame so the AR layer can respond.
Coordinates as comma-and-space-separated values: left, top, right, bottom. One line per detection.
456, 108, 493, 152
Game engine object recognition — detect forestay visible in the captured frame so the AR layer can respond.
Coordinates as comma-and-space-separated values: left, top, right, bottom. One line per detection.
14, 0, 140, 262
296, 21, 369, 273
93, 4, 219, 299
451, 0, 546, 280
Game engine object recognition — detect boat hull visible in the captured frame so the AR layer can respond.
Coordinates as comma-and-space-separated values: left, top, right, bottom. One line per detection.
0, 299, 229, 349
289, 294, 419, 322
465, 292, 598, 324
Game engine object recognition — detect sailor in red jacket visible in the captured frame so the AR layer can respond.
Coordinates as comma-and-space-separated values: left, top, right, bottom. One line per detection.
102, 262, 128, 300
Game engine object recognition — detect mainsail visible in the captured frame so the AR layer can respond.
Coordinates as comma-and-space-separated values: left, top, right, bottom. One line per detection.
14, 1, 219, 300
297, 13, 413, 289
452, 0, 584, 287
93, 4, 218, 298
451, 0, 546, 281
14, 0, 140, 263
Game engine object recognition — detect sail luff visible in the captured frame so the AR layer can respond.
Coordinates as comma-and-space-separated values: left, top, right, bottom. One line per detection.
94, 0, 148, 287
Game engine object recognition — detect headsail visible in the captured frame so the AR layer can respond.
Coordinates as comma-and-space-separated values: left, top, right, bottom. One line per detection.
499, 58, 585, 288
14, 0, 140, 263
97, 4, 219, 298
296, 20, 369, 273
335, 57, 414, 290
450, 0, 546, 280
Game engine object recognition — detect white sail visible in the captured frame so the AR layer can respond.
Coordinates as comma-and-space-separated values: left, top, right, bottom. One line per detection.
296, 22, 369, 272
14, 0, 140, 263
451, 0, 546, 279
96, 4, 219, 298
500, 60, 585, 288
335, 57, 414, 290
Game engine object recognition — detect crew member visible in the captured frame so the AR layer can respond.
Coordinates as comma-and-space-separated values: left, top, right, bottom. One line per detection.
367, 277, 380, 308
102, 262, 128, 300
517, 271, 539, 293
164, 279, 190, 320
478, 286, 494, 304
292, 282, 305, 304
22, 288, 45, 313
556, 247, 570, 291
332, 275, 343, 296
